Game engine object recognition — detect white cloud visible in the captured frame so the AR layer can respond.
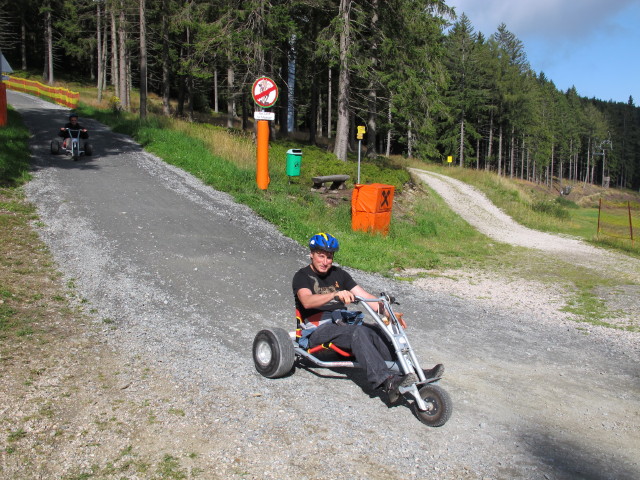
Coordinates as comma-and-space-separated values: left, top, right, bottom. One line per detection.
448, 0, 636, 40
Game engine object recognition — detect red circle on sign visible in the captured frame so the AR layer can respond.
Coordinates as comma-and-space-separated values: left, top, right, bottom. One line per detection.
252, 77, 279, 108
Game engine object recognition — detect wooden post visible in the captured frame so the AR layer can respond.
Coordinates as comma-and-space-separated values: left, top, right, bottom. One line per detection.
597, 197, 602, 238
629, 201, 634, 247
256, 120, 270, 190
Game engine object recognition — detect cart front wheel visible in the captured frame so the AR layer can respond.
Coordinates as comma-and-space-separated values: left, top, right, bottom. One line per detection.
413, 384, 453, 427
50, 140, 60, 154
252, 328, 295, 379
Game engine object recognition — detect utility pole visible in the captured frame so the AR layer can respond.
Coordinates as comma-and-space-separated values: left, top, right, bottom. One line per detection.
594, 136, 613, 188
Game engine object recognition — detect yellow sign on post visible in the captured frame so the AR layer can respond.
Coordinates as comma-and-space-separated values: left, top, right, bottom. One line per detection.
357, 125, 366, 140
447, 155, 453, 163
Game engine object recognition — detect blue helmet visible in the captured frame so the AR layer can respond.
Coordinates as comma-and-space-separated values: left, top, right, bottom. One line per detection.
309, 233, 339, 252
69, 113, 78, 120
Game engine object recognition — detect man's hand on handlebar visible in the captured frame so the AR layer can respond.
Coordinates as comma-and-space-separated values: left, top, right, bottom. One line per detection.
334, 290, 355, 304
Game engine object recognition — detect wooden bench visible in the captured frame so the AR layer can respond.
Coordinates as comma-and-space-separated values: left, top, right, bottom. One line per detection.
311, 174, 350, 192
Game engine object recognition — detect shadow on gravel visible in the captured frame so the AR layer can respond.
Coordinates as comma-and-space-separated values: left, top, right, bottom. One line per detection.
295, 359, 407, 409
521, 430, 639, 480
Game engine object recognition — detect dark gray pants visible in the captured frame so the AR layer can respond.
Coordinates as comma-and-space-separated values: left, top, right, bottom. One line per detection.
309, 322, 395, 389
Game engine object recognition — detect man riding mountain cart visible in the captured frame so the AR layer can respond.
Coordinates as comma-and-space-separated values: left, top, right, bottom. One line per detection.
292, 233, 444, 395
59, 113, 88, 148
51, 113, 93, 160
252, 233, 452, 427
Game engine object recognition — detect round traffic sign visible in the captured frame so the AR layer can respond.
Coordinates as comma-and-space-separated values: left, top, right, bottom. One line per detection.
252, 77, 279, 108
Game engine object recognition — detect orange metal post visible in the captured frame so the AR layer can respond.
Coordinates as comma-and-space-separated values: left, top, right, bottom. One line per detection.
0, 83, 7, 127
256, 120, 270, 190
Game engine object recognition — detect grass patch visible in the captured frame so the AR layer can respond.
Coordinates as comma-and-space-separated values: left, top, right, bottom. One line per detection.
0, 107, 32, 187
412, 163, 640, 257
0, 113, 45, 341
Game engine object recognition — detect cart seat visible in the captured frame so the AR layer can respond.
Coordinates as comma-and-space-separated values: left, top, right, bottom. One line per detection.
295, 309, 353, 358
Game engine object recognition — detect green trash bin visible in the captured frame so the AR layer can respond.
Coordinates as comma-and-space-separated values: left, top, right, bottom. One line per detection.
286, 149, 302, 177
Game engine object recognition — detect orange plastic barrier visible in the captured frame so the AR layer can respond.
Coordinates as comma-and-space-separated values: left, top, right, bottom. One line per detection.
0, 83, 6, 126
4, 76, 79, 108
351, 183, 395, 234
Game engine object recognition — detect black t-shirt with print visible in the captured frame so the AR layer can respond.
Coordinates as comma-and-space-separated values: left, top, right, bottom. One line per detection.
292, 265, 357, 320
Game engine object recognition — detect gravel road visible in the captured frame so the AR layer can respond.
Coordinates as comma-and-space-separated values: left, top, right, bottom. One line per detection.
8, 90, 640, 479
409, 168, 640, 284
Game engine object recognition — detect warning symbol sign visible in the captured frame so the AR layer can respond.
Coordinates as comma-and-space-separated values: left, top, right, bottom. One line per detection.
252, 77, 279, 108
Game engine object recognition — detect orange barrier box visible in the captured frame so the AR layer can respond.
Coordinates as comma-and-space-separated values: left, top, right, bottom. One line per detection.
351, 183, 395, 234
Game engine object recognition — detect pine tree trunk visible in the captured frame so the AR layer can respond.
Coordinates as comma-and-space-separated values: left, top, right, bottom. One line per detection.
584, 137, 591, 185
96, 2, 104, 102
366, 0, 379, 158
126, 53, 131, 109
226, 64, 235, 129
45, 7, 54, 85
111, 9, 118, 92
327, 68, 332, 140
213, 69, 219, 113
386, 97, 392, 157
333, 0, 351, 162
486, 111, 493, 170
21, 20, 27, 70
509, 127, 515, 178
287, 36, 296, 134
186, 27, 193, 122
568, 138, 573, 181
118, 6, 127, 109
279, 41, 289, 135
550, 143, 555, 189
316, 89, 323, 137
139, 0, 147, 119
497, 124, 503, 176
161, 1, 170, 116
520, 135, 525, 179
100, 21, 108, 99
459, 113, 465, 167
309, 70, 318, 145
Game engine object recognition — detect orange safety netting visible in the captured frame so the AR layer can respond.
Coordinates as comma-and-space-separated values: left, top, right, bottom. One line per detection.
4, 76, 79, 109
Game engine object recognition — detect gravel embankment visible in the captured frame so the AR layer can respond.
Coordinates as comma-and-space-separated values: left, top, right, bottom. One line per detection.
4, 90, 640, 480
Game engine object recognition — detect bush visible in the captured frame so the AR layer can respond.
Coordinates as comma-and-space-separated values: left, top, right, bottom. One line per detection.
531, 200, 570, 219
555, 196, 579, 209
0, 109, 31, 186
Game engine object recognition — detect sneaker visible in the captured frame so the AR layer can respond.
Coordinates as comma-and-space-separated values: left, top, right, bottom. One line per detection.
423, 363, 444, 380
382, 373, 418, 403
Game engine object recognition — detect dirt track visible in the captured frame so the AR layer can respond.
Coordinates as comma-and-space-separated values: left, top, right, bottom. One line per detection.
3, 90, 640, 479
409, 168, 640, 283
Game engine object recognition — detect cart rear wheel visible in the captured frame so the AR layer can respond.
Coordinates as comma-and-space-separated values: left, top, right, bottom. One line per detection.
252, 328, 295, 378
50, 140, 60, 155
413, 384, 452, 427
84, 143, 93, 156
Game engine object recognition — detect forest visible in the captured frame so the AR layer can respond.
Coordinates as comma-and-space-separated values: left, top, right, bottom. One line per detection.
1, 0, 639, 190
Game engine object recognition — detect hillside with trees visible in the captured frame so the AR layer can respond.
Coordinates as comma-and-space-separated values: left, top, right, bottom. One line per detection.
1, 0, 639, 190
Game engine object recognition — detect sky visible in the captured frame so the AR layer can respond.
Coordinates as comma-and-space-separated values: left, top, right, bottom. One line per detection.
445, 0, 640, 104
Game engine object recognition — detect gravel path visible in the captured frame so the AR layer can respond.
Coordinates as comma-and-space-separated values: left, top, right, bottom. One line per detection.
6, 91, 640, 480
409, 168, 640, 284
